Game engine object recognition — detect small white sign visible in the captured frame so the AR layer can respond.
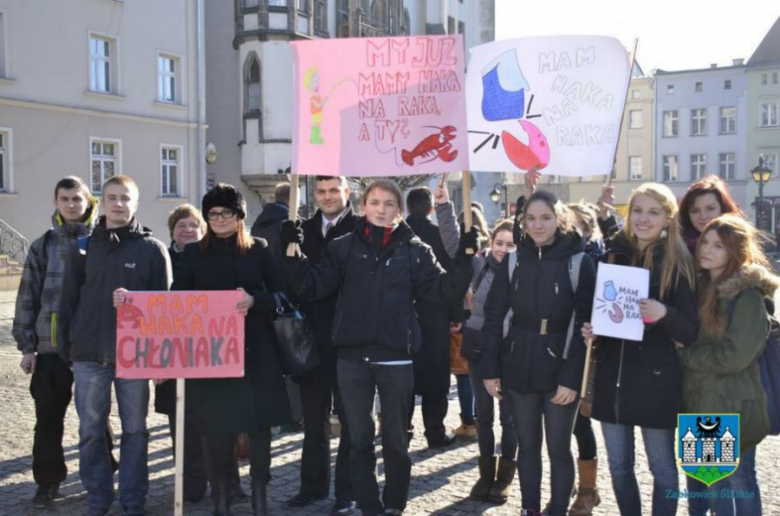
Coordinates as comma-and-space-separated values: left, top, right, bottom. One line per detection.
591, 263, 649, 341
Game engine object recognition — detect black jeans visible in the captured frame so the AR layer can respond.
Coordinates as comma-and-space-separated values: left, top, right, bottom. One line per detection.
204, 429, 272, 484
338, 358, 414, 516
297, 345, 352, 500
506, 389, 578, 516
30, 354, 73, 486
572, 413, 597, 461
468, 361, 517, 459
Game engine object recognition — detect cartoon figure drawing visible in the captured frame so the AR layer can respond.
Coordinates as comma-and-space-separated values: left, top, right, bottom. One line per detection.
117, 299, 144, 330
304, 67, 325, 145
472, 49, 551, 172
401, 126, 458, 166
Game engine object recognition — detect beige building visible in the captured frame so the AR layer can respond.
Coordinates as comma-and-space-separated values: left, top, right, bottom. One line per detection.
0, 0, 204, 247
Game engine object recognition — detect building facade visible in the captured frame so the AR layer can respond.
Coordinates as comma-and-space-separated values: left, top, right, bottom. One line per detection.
0, 0, 203, 243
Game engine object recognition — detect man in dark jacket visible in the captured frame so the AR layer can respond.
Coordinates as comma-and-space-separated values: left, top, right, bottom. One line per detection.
13, 176, 100, 508
58, 175, 172, 516
284, 176, 358, 515
405, 187, 456, 448
251, 182, 290, 263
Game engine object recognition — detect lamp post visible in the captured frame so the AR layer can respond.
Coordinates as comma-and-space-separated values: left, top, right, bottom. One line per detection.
490, 179, 509, 217
751, 158, 772, 230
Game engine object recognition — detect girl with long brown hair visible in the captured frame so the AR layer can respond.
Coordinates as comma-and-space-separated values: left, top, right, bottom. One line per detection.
678, 175, 742, 254
680, 214, 777, 515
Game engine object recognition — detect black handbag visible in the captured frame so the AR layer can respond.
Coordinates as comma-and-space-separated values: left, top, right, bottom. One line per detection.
270, 292, 319, 376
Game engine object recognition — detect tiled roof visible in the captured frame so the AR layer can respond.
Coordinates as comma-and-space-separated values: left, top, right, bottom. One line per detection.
748, 17, 780, 68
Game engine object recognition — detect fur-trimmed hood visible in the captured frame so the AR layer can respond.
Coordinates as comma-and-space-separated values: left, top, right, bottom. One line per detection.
717, 264, 780, 300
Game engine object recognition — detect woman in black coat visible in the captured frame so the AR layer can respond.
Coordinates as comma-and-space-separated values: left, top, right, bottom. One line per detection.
172, 184, 291, 516
582, 183, 698, 516
481, 190, 596, 516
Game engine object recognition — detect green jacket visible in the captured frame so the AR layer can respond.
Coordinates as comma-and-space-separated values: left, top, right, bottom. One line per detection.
680, 264, 779, 451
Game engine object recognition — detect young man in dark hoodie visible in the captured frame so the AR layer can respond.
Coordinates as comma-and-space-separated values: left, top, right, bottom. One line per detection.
251, 182, 290, 263
13, 176, 100, 508
58, 175, 171, 516
284, 175, 358, 515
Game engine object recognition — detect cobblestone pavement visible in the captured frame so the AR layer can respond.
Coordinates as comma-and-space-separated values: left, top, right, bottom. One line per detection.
2, 290, 780, 515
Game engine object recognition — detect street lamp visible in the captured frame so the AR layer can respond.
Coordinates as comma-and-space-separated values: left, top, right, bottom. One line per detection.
751, 158, 772, 229
490, 180, 509, 216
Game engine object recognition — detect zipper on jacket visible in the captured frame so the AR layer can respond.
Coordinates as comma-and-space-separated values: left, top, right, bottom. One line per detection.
538, 246, 542, 260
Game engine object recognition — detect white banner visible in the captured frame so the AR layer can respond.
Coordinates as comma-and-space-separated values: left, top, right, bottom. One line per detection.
590, 263, 649, 342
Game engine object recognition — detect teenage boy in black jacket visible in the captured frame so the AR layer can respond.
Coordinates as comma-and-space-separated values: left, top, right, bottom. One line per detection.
58, 175, 171, 516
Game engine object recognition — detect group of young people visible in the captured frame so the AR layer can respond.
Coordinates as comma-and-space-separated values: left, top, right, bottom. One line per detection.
13, 169, 776, 516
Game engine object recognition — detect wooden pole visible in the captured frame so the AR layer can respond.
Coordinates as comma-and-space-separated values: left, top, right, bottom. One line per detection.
173, 379, 185, 516
286, 174, 301, 257
461, 171, 474, 255
580, 337, 594, 399
607, 38, 639, 188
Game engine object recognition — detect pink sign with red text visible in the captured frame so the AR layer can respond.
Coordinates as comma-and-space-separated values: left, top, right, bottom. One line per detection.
115, 291, 245, 379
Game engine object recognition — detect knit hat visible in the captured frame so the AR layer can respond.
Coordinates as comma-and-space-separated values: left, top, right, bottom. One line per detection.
202, 183, 247, 220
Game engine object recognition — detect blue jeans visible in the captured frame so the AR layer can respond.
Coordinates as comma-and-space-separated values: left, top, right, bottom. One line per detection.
686, 446, 761, 516
73, 362, 149, 513
601, 422, 679, 516
455, 373, 474, 424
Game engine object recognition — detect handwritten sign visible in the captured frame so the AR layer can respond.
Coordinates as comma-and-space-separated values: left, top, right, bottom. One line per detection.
115, 291, 245, 379
590, 263, 649, 341
466, 36, 630, 177
291, 35, 469, 176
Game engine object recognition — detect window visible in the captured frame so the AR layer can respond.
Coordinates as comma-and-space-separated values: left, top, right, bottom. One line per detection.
695, 82, 703, 92
244, 54, 260, 117
762, 74, 768, 85
760, 102, 779, 127
161, 146, 180, 196
631, 89, 640, 99
629, 156, 642, 180
691, 108, 707, 136
691, 154, 707, 181
268, 0, 286, 5
243, 0, 259, 8
628, 110, 643, 129
547, 175, 561, 184
720, 107, 736, 134
314, 0, 327, 34
157, 55, 179, 103
662, 155, 678, 182
774, 72, 779, 84
89, 35, 115, 93
666, 84, 675, 94
719, 153, 736, 180
0, 13, 6, 78
724, 79, 732, 90
296, 0, 308, 11
663, 110, 679, 137
760, 153, 778, 176
90, 139, 120, 192
0, 130, 9, 192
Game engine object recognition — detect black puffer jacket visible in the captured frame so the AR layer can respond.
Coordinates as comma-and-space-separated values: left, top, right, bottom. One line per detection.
250, 202, 289, 263
591, 234, 698, 429
481, 231, 596, 394
284, 217, 473, 363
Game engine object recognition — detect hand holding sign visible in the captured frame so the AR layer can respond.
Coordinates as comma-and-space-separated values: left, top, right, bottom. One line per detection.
590, 263, 650, 341
236, 288, 254, 316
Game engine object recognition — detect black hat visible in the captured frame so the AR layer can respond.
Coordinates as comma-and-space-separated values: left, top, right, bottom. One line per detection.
202, 183, 247, 220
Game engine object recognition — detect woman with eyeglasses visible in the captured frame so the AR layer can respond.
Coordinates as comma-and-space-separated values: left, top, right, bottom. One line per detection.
172, 184, 291, 516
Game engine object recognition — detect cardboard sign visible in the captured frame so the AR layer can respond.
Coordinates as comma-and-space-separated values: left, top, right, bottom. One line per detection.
291, 35, 469, 176
115, 291, 245, 379
466, 36, 630, 177
590, 263, 649, 341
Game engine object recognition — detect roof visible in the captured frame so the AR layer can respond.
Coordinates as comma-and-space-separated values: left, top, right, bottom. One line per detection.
748, 17, 780, 68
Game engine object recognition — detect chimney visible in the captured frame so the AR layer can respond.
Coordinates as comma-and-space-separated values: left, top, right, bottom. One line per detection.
710, 63, 718, 69
732, 58, 745, 66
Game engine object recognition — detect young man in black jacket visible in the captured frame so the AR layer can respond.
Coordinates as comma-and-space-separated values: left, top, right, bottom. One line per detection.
405, 187, 456, 449
58, 175, 171, 516
283, 176, 358, 515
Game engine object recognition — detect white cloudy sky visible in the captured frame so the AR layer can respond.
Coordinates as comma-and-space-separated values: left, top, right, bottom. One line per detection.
495, 0, 779, 72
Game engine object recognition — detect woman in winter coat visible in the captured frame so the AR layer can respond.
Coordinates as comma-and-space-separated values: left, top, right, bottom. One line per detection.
279, 179, 477, 516
482, 190, 596, 516
172, 184, 292, 516
582, 182, 698, 516
681, 214, 775, 515
459, 219, 519, 504
678, 175, 742, 255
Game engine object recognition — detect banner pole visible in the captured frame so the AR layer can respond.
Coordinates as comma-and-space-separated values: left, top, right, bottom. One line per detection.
286, 174, 301, 257
461, 171, 474, 255
607, 38, 639, 188
174, 379, 185, 516
580, 337, 594, 399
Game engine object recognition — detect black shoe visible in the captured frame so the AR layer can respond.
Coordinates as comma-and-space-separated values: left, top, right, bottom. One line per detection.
32, 484, 57, 508
331, 499, 358, 515
283, 492, 327, 509
382, 509, 404, 516
427, 434, 456, 449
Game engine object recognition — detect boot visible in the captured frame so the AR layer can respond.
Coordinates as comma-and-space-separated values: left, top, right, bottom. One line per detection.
469, 455, 497, 500
488, 456, 516, 504
251, 477, 269, 516
568, 459, 600, 516
211, 474, 232, 516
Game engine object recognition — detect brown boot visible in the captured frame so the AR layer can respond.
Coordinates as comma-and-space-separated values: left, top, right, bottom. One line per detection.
568, 459, 601, 516
487, 456, 516, 504
469, 455, 497, 500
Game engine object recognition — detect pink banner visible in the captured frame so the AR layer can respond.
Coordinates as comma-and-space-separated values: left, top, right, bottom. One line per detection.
115, 291, 245, 380
291, 35, 469, 177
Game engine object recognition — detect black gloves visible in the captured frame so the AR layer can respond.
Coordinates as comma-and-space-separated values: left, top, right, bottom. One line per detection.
457, 226, 481, 258
280, 220, 304, 247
